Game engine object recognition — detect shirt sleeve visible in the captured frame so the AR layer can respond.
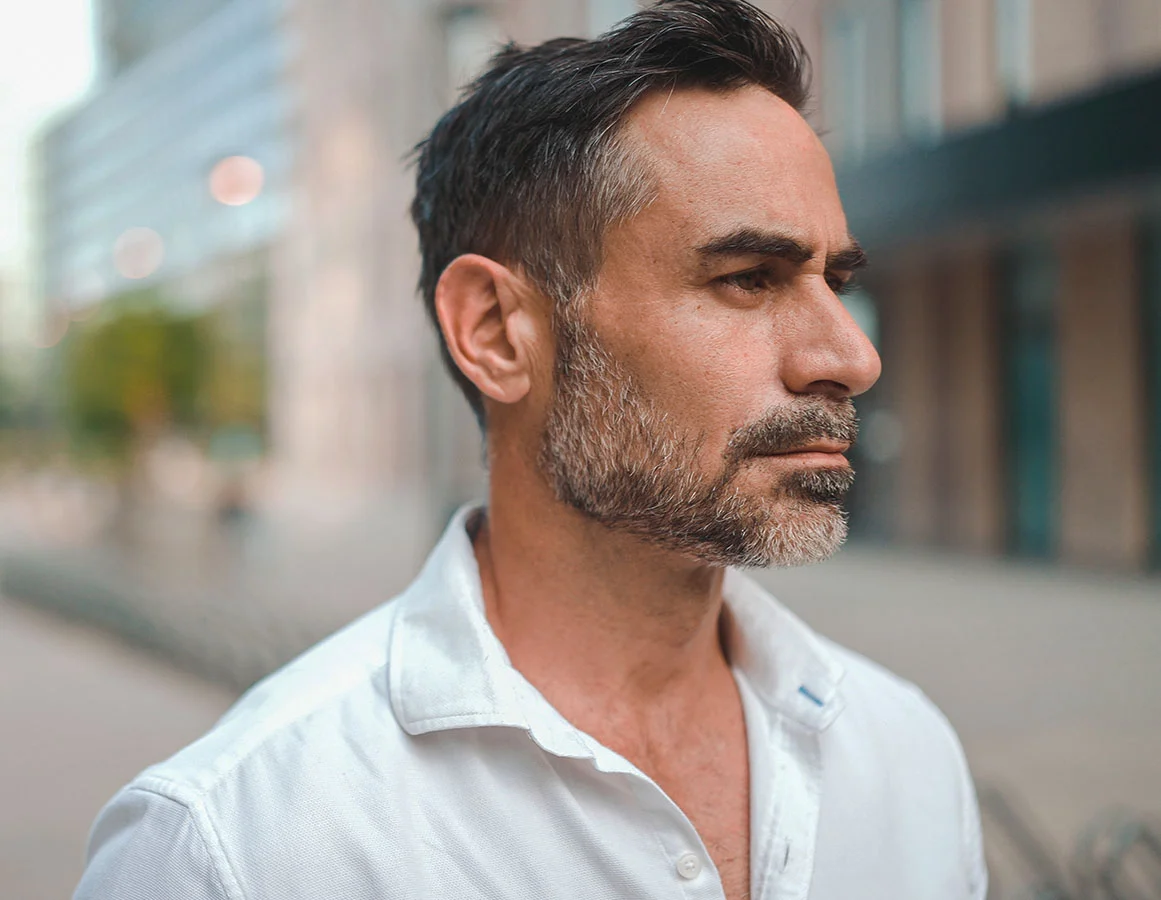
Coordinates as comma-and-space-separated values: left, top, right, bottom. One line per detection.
959, 755, 989, 900
74, 786, 241, 900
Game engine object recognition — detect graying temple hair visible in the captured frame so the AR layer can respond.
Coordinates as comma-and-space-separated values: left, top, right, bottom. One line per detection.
410, 0, 812, 425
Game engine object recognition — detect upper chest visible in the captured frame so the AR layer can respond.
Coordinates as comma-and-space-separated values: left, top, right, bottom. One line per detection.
653, 742, 752, 900
209, 690, 974, 900
585, 693, 753, 900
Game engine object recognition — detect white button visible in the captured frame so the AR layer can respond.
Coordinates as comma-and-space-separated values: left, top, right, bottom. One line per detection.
676, 852, 702, 880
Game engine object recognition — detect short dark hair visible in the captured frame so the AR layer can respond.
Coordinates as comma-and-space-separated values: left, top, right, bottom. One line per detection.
411, 0, 812, 425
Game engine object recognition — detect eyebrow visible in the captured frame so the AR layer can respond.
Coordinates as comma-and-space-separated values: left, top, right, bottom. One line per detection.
695, 227, 869, 272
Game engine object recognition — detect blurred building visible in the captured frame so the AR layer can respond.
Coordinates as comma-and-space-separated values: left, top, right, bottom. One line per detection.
36, 0, 1161, 571
812, 0, 1161, 570
95, 0, 234, 76
41, 0, 292, 315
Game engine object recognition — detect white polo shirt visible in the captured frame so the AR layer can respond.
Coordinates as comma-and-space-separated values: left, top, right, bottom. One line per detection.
76, 506, 987, 900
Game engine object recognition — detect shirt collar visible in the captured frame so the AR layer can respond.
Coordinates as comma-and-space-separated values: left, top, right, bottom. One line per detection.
388, 504, 847, 749
720, 566, 847, 730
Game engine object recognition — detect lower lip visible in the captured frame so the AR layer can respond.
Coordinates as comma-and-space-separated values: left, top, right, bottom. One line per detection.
758, 451, 849, 466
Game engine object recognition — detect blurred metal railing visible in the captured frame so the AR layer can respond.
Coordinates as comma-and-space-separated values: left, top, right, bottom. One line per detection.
979, 783, 1161, 900
980, 784, 1078, 900
1073, 811, 1161, 900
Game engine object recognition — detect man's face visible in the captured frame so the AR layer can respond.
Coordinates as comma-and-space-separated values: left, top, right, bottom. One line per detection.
536, 85, 881, 567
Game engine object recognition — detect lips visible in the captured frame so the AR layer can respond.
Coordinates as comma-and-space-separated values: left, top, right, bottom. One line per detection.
760, 441, 851, 457
777, 441, 850, 455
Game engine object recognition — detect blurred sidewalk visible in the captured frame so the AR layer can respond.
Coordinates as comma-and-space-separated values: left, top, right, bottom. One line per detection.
0, 594, 234, 900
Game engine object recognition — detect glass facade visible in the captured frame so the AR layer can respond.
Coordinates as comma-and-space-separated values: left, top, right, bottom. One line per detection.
898, 0, 942, 143
1144, 215, 1161, 568
444, 7, 507, 102
97, 0, 232, 75
42, 0, 293, 310
1000, 239, 1059, 559
995, 0, 1033, 106
823, 10, 869, 163
587, 0, 638, 36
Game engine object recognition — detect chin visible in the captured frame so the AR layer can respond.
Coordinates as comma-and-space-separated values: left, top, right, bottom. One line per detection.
742, 498, 850, 569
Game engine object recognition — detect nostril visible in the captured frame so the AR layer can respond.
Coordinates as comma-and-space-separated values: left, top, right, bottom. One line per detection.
801, 379, 854, 401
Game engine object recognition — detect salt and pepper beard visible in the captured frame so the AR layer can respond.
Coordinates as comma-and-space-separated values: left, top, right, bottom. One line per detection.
537, 301, 859, 568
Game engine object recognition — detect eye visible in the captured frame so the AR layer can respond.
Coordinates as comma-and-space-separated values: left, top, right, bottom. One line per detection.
827, 273, 857, 295
720, 267, 775, 293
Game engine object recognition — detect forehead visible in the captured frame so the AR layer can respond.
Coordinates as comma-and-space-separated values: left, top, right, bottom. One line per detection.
618, 85, 847, 247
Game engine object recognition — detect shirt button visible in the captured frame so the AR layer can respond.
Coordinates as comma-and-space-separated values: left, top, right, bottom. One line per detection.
676, 852, 702, 880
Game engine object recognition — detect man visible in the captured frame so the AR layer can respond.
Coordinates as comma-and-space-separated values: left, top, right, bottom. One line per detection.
76, 2, 987, 898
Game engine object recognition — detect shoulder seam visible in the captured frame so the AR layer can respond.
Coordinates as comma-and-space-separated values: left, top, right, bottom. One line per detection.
124, 785, 247, 900
146, 646, 391, 806
214, 658, 388, 786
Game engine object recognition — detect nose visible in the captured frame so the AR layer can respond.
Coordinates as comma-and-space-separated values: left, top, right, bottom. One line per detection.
780, 287, 882, 400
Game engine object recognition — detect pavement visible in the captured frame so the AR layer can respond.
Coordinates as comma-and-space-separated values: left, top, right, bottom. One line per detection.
1, 539, 1159, 899
0, 595, 235, 900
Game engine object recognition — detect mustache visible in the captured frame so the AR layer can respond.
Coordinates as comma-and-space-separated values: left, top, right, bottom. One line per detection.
725, 400, 859, 462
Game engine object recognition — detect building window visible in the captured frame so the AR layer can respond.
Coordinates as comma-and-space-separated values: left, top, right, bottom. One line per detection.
1000, 239, 1058, 559
444, 7, 506, 103
898, 0, 942, 142
824, 11, 868, 163
1143, 215, 1161, 568
587, 0, 637, 37
995, 0, 1033, 107
842, 286, 892, 541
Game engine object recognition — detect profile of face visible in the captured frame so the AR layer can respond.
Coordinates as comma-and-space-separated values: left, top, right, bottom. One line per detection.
537, 85, 881, 568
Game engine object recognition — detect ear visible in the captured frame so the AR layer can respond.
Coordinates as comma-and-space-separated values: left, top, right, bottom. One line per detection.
435, 254, 540, 408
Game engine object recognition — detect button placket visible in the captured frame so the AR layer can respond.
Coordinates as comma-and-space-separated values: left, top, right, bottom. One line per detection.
621, 772, 725, 898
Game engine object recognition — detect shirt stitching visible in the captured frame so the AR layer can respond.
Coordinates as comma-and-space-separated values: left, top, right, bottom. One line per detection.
126, 785, 247, 900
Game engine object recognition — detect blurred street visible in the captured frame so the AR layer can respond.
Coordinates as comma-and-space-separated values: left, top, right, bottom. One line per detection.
3, 540, 1158, 899
0, 593, 234, 900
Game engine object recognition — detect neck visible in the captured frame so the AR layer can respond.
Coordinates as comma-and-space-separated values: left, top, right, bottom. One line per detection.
475, 451, 732, 716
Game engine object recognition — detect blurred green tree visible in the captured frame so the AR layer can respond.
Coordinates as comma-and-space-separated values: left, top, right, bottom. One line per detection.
63, 286, 213, 463
60, 275, 269, 477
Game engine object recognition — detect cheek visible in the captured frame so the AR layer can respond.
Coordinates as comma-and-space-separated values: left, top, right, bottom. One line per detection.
618, 302, 779, 430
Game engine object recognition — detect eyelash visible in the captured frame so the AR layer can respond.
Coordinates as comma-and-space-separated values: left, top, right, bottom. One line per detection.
718, 268, 856, 295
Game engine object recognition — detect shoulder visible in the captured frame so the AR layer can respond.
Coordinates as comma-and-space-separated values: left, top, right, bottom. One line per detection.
78, 596, 413, 897
142, 596, 408, 803
819, 634, 975, 796
79, 595, 419, 897
821, 635, 968, 765
815, 636, 988, 898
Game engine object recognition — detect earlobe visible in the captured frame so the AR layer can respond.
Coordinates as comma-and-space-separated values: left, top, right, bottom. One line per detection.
435, 254, 535, 408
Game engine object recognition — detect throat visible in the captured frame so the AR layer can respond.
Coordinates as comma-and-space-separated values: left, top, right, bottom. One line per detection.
473, 510, 733, 706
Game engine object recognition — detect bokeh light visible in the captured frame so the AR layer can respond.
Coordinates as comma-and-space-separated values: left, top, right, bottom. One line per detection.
209, 155, 264, 206
112, 227, 165, 279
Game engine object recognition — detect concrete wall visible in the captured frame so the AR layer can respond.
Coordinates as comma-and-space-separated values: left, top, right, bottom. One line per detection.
940, 0, 1004, 132
879, 244, 1004, 555
268, 0, 445, 540
1108, 0, 1161, 78
942, 244, 1004, 553
884, 256, 945, 545
1056, 217, 1151, 568
1029, 0, 1104, 106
